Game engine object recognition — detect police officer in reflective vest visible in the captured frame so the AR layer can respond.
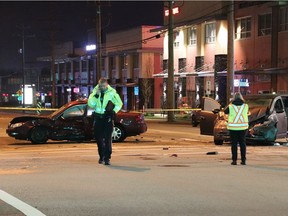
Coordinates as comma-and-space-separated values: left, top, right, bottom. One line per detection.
88, 78, 123, 165
225, 92, 249, 165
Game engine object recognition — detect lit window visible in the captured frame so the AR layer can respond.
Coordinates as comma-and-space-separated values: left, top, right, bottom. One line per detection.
280, 6, 288, 32
258, 14, 271, 36
174, 31, 180, 47
188, 27, 197, 45
205, 23, 216, 44
236, 17, 251, 39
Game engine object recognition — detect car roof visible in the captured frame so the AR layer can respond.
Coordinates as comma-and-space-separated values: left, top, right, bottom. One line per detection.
67, 99, 87, 106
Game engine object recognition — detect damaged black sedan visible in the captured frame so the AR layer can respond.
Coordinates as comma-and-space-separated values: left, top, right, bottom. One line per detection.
199, 94, 288, 145
6, 100, 147, 144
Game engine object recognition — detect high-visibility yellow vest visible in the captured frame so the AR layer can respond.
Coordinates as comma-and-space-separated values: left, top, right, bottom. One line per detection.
88, 85, 123, 114
227, 103, 249, 130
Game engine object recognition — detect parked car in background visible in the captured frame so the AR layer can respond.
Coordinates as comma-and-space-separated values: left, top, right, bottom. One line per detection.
199, 94, 288, 145
6, 100, 147, 144
191, 98, 220, 127
190, 104, 201, 127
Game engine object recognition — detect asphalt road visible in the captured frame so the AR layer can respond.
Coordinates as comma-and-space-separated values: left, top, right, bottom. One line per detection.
0, 116, 288, 216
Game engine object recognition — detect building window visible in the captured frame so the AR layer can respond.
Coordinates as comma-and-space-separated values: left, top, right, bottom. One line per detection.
205, 23, 216, 44
101, 58, 105, 71
187, 27, 197, 45
81, 60, 87, 72
174, 31, 180, 47
109, 56, 116, 69
163, 60, 168, 70
120, 55, 127, 69
258, 13, 271, 36
178, 58, 186, 70
236, 17, 251, 39
280, 6, 288, 32
132, 54, 139, 68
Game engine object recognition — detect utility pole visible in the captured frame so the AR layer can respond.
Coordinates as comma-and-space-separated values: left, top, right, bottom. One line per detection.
18, 25, 33, 108
167, 0, 175, 122
271, 4, 279, 93
50, 30, 56, 108
21, 26, 26, 109
227, 0, 234, 104
96, 0, 102, 84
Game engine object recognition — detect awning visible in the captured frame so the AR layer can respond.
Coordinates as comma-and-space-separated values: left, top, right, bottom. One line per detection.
153, 67, 288, 78
112, 82, 137, 87
153, 70, 214, 78
217, 67, 288, 76
153, 64, 214, 78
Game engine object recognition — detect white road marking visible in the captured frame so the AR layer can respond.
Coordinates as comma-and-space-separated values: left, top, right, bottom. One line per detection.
0, 189, 46, 216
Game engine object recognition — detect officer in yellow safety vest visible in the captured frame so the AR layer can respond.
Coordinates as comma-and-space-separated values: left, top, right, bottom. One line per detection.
224, 92, 249, 165
88, 77, 123, 165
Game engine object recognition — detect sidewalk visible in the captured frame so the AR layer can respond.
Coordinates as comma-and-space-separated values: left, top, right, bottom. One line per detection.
144, 113, 192, 125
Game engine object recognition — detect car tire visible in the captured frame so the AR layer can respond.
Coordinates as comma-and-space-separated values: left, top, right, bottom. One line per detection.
30, 127, 48, 144
191, 115, 198, 127
214, 139, 223, 145
112, 125, 126, 142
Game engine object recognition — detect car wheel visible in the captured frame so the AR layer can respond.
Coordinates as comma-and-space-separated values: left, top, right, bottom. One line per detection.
214, 139, 223, 145
30, 127, 48, 144
191, 115, 198, 127
112, 125, 126, 142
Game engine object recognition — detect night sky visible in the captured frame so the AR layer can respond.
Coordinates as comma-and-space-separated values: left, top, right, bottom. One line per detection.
0, 1, 163, 74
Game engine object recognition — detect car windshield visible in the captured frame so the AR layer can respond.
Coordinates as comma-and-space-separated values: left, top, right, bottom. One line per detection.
245, 98, 272, 108
49, 103, 70, 119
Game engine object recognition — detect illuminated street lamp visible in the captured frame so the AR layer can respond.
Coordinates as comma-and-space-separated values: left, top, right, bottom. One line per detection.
86, 44, 96, 51
164, 7, 179, 16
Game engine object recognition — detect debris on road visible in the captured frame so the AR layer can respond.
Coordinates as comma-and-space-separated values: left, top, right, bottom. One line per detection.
206, 151, 218, 155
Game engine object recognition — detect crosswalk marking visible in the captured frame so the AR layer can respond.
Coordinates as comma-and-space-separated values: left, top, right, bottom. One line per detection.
0, 189, 46, 216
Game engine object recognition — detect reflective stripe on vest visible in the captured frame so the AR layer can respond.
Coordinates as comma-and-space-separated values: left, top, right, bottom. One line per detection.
227, 104, 249, 130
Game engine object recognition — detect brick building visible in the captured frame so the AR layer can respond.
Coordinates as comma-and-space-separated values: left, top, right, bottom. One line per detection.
153, 1, 288, 106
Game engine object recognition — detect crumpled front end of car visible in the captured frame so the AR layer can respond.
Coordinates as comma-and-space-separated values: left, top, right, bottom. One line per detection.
214, 118, 230, 142
247, 114, 278, 142
213, 110, 278, 144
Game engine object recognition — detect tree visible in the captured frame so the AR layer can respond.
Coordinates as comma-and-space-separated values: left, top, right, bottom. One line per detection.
141, 56, 153, 110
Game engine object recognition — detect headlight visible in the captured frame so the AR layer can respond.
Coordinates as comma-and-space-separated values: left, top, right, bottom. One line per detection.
218, 111, 226, 120
9, 122, 25, 128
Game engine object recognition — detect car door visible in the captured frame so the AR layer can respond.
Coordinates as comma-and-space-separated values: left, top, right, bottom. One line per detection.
281, 95, 288, 130
271, 97, 287, 138
53, 104, 87, 140
199, 97, 221, 135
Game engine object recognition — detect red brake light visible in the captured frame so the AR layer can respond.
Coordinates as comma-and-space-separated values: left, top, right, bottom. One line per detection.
135, 114, 144, 122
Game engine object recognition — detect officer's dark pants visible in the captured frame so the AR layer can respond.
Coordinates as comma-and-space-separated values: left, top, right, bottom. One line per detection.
229, 130, 247, 162
94, 116, 114, 161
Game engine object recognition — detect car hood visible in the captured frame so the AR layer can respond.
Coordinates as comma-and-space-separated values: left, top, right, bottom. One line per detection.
248, 106, 268, 122
10, 115, 49, 124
